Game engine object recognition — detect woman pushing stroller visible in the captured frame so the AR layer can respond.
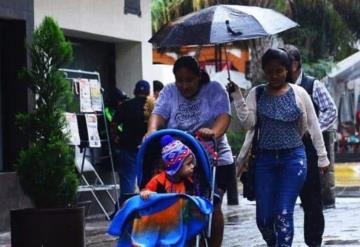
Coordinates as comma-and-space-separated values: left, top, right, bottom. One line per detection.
146, 56, 233, 247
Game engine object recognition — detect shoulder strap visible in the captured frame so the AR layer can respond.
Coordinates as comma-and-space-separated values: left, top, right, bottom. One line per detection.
300, 75, 319, 116
255, 85, 265, 103
252, 85, 265, 149
300, 74, 316, 97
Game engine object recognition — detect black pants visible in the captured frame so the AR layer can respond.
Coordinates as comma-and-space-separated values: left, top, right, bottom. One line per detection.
300, 138, 325, 246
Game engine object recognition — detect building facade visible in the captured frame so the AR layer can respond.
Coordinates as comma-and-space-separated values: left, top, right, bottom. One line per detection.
35, 0, 153, 95
0, 0, 153, 231
0, 0, 34, 231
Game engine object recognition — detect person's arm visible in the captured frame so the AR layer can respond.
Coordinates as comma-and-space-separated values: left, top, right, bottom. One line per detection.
145, 113, 166, 137
212, 113, 231, 138
301, 88, 330, 168
230, 82, 257, 130
197, 82, 231, 139
140, 175, 159, 200
197, 113, 231, 139
312, 80, 337, 131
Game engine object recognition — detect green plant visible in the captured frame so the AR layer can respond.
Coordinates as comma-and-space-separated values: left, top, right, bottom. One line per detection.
302, 58, 335, 79
15, 16, 79, 208
227, 128, 247, 156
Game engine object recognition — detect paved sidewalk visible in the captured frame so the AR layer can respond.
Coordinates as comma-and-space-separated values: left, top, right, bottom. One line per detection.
1, 196, 359, 247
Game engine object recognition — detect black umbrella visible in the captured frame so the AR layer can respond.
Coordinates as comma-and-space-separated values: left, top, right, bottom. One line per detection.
149, 5, 298, 48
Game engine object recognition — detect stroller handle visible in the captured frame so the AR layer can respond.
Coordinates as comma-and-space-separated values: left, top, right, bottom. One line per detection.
194, 133, 219, 165
136, 129, 213, 188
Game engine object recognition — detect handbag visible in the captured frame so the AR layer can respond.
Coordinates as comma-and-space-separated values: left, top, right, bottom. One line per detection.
239, 85, 264, 201
240, 128, 258, 201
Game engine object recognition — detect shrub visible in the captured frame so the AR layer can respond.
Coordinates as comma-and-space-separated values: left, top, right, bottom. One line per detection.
227, 128, 246, 157
15, 16, 78, 208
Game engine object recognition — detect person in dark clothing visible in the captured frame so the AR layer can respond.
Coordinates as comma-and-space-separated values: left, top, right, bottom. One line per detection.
112, 80, 153, 201
286, 45, 337, 247
106, 88, 128, 139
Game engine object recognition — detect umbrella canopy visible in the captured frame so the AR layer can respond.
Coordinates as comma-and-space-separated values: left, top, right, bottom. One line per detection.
149, 5, 298, 48
211, 70, 252, 90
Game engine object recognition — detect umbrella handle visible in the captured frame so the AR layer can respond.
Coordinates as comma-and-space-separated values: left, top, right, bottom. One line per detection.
225, 20, 242, 36
223, 46, 231, 81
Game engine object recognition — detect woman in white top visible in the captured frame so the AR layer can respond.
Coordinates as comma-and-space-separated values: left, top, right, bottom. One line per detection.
229, 48, 329, 247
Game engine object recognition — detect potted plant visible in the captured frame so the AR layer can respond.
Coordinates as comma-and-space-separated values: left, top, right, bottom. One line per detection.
10, 16, 84, 247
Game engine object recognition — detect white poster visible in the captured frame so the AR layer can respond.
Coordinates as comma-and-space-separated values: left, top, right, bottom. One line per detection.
90, 79, 103, 112
63, 112, 81, 146
79, 79, 93, 112
85, 114, 101, 148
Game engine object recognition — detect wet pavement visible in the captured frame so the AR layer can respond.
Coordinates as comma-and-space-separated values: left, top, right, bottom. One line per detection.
222, 197, 360, 247
1, 196, 359, 247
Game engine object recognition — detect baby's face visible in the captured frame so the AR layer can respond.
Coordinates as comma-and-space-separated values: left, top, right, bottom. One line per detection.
178, 155, 195, 177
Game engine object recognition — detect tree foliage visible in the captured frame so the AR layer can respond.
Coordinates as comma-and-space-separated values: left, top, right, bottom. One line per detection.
332, 0, 360, 40
16, 17, 79, 208
283, 0, 356, 62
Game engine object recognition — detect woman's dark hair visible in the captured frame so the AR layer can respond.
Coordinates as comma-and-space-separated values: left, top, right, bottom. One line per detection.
153, 80, 164, 92
284, 44, 302, 69
200, 70, 210, 85
261, 48, 292, 83
106, 87, 128, 109
173, 56, 210, 85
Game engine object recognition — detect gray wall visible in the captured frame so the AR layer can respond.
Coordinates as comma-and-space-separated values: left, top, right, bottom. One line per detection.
0, 0, 34, 231
0, 173, 33, 232
0, 0, 34, 171
0, 0, 34, 49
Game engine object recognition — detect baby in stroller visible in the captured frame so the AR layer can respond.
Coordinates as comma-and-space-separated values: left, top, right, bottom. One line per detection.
108, 131, 214, 247
140, 135, 196, 199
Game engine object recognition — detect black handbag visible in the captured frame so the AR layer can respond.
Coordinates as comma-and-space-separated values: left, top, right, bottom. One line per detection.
239, 85, 264, 201
240, 128, 258, 201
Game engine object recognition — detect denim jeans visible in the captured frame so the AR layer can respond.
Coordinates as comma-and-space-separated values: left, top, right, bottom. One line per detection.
255, 146, 307, 247
113, 148, 137, 199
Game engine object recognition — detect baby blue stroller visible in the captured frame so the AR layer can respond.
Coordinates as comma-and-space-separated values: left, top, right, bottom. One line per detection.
108, 129, 218, 246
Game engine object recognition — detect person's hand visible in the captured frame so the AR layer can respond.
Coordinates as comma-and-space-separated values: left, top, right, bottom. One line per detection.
142, 129, 156, 143
196, 128, 215, 140
140, 190, 154, 200
226, 80, 239, 94
319, 166, 329, 175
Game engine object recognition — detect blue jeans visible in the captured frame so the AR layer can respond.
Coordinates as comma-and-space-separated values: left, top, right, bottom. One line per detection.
255, 146, 307, 247
113, 148, 137, 199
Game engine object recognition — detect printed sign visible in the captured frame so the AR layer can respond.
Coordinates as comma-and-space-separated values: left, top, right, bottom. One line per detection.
63, 112, 81, 146
79, 79, 93, 112
90, 79, 103, 112
85, 114, 101, 148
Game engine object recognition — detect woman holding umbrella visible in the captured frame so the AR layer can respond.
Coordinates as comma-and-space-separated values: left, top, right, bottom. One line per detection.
229, 48, 329, 246
146, 56, 233, 246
